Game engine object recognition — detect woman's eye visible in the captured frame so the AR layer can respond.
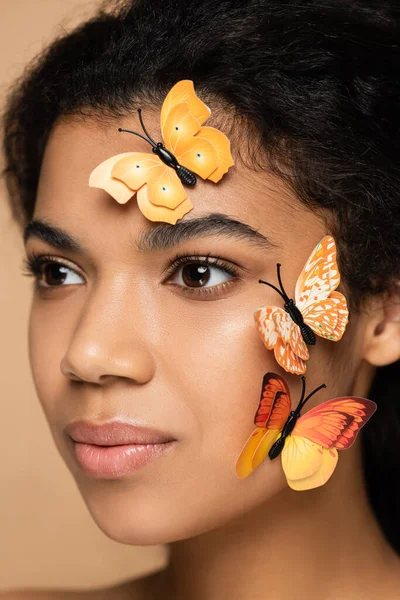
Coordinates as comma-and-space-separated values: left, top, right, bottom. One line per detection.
22, 256, 84, 289
23, 253, 242, 297
166, 259, 238, 291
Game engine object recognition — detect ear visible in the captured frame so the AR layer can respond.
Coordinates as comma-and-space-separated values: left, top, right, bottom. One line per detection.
362, 291, 400, 367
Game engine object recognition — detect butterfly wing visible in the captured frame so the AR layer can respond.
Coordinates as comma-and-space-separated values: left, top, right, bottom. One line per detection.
188, 126, 234, 182
254, 372, 291, 428
110, 153, 187, 209
162, 103, 206, 155
302, 291, 348, 341
280, 396, 376, 490
136, 186, 194, 225
295, 236, 340, 306
251, 392, 292, 470
295, 236, 349, 341
161, 80, 234, 181
235, 428, 278, 479
254, 306, 309, 374
174, 125, 234, 181
89, 152, 140, 204
89, 151, 190, 223
160, 79, 211, 134
236, 373, 291, 478
294, 397, 377, 449
282, 436, 339, 491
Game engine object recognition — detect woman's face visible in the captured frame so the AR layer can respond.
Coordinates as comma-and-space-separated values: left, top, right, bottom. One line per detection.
25, 112, 365, 545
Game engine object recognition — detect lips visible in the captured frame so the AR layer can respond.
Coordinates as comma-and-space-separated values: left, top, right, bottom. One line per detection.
65, 419, 176, 446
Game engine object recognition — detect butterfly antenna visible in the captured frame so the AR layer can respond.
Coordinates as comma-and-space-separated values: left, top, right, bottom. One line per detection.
294, 376, 307, 412
300, 382, 327, 410
137, 108, 158, 146
300, 376, 306, 403
118, 127, 154, 147
258, 278, 286, 301
276, 263, 290, 301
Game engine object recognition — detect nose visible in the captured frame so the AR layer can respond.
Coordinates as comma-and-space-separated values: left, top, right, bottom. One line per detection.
60, 276, 157, 385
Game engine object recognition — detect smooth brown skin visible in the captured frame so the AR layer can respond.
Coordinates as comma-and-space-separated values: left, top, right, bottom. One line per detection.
5, 109, 400, 600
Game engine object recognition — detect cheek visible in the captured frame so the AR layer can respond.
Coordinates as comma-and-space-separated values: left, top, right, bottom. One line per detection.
27, 295, 88, 433
77, 303, 290, 545
134, 304, 291, 525
28, 299, 64, 419
161, 302, 273, 445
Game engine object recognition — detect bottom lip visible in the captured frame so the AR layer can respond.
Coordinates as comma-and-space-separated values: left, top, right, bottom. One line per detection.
72, 441, 177, 479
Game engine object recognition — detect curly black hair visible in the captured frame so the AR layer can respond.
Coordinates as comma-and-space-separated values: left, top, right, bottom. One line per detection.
1, 0, 400, 551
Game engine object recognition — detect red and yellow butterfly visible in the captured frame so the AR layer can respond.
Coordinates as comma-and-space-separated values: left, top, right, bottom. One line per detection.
236, 372, 376, 490
89, 79, 234, 224
254, 236, 349, 375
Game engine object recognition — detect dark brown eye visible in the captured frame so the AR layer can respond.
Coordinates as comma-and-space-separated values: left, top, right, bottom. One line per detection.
181, 264, 211, 287
23, 256, 84, 289
167, 259, 236, 290
41, 263, 70, 287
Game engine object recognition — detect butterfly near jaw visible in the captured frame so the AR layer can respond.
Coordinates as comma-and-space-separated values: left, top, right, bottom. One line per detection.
267, 375, 326, 460
254, 235, 349, 375
235, 372, 377, 491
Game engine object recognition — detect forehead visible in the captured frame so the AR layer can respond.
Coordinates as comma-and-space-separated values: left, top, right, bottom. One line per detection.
34, 112, 323, 251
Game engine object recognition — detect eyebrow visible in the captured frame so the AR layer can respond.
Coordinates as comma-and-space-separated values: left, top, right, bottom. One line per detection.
23, 213, 273, 254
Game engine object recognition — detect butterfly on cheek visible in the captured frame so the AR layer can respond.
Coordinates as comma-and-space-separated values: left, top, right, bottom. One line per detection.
88, 79, 234, 225
254, 235, 349, 375
235, 372, 377, 491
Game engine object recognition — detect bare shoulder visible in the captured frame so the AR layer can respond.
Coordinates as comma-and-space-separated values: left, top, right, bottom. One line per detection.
0, 585, 137, 600
0, 588, 123, 600
0, 570, 167, 600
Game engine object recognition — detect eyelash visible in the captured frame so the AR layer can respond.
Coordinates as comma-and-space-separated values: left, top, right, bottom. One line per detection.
21, 251, 242, 298
21, 252, 72, 289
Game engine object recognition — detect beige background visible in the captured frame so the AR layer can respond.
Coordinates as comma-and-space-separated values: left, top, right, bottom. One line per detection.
0, 1, 166, 593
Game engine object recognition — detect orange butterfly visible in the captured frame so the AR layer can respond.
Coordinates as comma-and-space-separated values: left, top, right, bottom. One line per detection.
254, 235, 349, 375
236, 372, 376, 491
89, 79, 234, 224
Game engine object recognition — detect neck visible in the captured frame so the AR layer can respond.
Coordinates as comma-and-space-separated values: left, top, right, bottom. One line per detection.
151, 444, 399, 600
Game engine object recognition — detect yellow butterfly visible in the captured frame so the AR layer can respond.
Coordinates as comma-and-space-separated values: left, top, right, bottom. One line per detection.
89, 79, 234, 224
236, 372, 376, 490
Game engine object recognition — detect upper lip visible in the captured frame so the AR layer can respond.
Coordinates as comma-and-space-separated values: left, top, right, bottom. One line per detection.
65, 420, 176, 446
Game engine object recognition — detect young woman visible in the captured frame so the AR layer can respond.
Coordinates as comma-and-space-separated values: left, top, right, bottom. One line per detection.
1, 1, 400, 598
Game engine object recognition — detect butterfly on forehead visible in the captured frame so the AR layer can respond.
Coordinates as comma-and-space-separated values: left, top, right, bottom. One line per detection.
236, 372, 377, 491
89, 79, 234, 224
254, 235, 349, 375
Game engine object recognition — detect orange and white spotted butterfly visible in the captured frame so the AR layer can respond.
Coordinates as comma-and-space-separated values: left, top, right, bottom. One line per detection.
89, 79, 234, 224
236, 372, 376, 490
254, 236, 349, 375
